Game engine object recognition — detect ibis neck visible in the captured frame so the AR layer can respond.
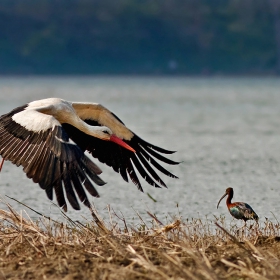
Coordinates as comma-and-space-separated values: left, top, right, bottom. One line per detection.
226, 192, 233, 207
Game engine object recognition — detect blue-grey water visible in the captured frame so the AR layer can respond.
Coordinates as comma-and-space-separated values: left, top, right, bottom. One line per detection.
0, 76, 280, 226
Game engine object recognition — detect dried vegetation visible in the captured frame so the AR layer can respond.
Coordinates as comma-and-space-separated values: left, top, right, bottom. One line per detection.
0, 201, 280, 279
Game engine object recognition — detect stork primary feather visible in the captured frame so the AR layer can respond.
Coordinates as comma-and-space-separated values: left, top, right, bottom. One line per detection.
0, 98, 179, 211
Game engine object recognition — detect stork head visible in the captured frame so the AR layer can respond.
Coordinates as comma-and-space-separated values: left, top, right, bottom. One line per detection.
97, 126, 136, 153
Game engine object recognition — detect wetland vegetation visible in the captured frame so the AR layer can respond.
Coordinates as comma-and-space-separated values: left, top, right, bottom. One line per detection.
0, 200, 280, 280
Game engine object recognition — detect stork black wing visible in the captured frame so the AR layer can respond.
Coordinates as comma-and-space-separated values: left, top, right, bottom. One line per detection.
62, 120, 179, 192
0, 107, 105, 211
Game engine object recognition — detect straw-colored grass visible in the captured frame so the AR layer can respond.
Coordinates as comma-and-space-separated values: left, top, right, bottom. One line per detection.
0, 200, 280, 280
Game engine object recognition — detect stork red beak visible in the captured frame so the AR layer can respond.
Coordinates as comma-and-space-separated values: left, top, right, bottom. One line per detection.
0, 158, 4, 172
110, 135, 136, 153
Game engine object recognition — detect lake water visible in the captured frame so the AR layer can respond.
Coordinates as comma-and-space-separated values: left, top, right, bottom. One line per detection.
0, 76, 280, 226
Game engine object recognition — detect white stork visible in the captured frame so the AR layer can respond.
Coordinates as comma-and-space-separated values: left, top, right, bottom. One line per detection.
0, 98, 179, 211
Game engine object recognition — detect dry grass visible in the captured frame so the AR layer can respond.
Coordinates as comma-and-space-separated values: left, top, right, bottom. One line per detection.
0, 200, 280, 279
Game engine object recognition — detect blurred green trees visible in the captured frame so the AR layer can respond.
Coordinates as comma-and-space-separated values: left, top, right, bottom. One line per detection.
0, 0, 278, 74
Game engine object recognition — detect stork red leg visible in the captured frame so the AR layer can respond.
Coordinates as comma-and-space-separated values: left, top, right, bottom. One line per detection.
0, 158, 4, 172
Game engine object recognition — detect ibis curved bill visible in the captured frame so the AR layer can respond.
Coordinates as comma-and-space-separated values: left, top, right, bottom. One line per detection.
217, 192, 227, 209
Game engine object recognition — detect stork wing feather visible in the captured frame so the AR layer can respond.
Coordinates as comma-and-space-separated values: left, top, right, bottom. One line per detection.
68, 102, 180, 191
0, 105, 105, 211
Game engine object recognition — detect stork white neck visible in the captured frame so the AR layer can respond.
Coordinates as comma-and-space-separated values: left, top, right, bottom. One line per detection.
34, 100, 113, 140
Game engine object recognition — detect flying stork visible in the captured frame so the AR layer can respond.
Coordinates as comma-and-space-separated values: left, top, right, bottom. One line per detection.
0, 98, 179, 211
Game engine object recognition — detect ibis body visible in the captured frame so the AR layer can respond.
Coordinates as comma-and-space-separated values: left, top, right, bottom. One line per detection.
217, 188, 258, 222
0, 98, 179, 211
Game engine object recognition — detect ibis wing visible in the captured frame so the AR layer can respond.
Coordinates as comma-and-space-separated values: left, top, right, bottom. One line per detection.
0, 107, 105, 211
235, 202, 259, 220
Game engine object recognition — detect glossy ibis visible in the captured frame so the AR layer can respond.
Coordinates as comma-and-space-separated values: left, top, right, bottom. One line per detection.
217, 187, 258, 222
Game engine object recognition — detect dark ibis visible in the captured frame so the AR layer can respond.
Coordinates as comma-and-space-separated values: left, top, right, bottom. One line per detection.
0, 98, 179, 211
217, 187, 258, 222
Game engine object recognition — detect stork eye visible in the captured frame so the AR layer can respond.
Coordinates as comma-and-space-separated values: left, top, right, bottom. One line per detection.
103, 130, 110, 135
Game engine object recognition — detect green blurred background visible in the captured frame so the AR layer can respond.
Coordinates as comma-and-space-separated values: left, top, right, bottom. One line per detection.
1, 0, 279, 75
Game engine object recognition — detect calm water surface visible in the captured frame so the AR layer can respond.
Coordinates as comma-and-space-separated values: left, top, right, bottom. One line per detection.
0, 76, 280, 226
